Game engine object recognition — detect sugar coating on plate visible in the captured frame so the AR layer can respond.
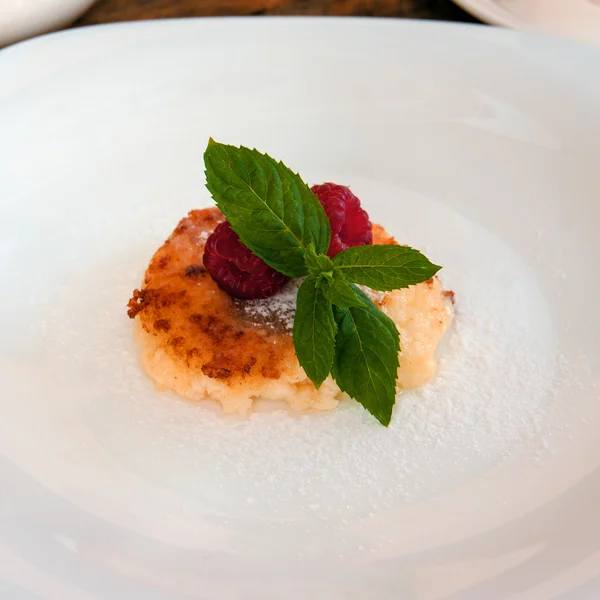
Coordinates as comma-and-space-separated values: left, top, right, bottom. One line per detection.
128, 207, 453, 415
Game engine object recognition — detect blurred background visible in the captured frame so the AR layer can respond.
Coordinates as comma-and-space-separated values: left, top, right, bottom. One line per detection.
73, 0, 479, 23
1, 0, 480, 48
1, 0, 598, 49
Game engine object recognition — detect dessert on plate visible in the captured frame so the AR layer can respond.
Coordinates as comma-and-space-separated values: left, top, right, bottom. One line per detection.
128, 140, 453, 425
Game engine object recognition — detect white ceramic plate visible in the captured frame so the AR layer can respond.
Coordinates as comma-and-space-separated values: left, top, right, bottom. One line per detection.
453, 0, 600, 45
1, 17, 600, 600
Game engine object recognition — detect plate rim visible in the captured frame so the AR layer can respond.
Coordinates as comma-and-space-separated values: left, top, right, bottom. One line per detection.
0, 14, 597, 60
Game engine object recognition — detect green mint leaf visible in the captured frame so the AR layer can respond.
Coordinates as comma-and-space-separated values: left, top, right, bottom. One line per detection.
304, 243, 334, 276
322, 270, 365, 308
292, 276, 337, 389
331, 286, 400, 426
332, 244, 441, 291
204, 139, 331, 278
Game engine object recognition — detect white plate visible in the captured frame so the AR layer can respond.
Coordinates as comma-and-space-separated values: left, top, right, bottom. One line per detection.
1, 17, 600, 600
453, 0, 600, 45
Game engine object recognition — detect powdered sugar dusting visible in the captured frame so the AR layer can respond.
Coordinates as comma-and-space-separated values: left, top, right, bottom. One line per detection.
237, 278, 304, 330
237, 280, 388, 330
35, 230, 560, 523
195, 230, 209, 245
29, 197, 569, 524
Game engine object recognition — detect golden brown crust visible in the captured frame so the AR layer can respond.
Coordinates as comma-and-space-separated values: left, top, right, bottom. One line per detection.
128, 208, 415, 384
443, 290, 456, 304
372, 223, 397, 245
128, 208, 300, 384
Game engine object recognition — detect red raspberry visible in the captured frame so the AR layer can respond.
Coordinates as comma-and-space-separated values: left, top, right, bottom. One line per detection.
311, 183, 373, 257
203, 221, 290, 300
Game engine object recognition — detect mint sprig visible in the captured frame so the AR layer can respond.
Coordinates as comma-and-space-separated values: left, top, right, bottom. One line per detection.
292, 276, 336, 389
332, 244, 441, 291
332, 287, 400, 427
304, 244, 364, 308
204, 139, 331, 278
322, 272, 365, 309
204, 140, 442, 426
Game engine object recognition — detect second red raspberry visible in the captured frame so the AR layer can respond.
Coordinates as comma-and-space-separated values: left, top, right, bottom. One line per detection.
311, 183, 373, 257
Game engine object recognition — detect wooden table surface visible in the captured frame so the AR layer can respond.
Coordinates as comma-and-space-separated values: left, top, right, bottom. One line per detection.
74, 0, 481, 26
